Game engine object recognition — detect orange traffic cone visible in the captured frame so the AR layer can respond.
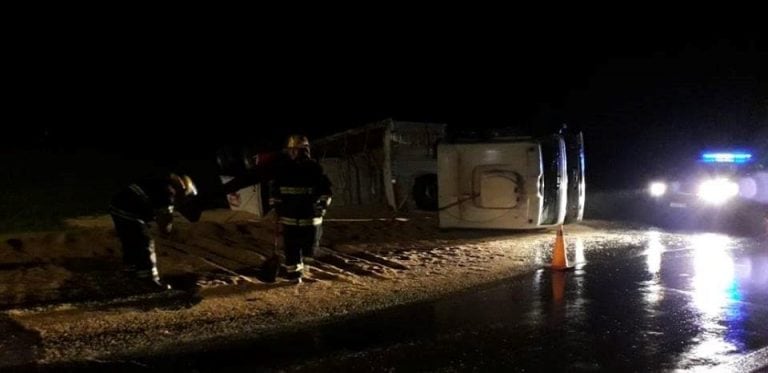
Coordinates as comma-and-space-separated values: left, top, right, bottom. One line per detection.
551, 225, 574, 271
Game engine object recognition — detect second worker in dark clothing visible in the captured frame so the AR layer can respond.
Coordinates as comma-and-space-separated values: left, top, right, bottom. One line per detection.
270, 135, 332, 281
110, 173, 199, 290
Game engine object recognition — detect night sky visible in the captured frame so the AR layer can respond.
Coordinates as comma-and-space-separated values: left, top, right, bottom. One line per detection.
4, 27, 766, 190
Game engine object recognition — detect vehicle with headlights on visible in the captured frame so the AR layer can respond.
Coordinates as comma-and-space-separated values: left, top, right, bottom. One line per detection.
646, 151, 768, 234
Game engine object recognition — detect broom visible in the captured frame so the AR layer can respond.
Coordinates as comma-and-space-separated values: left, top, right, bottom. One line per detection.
260, 216, 282, 283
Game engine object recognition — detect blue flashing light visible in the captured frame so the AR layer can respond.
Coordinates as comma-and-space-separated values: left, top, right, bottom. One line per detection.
701, 152, 752, 164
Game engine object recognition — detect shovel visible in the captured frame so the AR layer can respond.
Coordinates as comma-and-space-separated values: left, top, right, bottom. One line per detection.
260, 217, 282, 283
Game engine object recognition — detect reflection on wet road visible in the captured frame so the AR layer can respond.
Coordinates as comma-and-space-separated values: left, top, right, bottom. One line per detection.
278, 232, 768, 372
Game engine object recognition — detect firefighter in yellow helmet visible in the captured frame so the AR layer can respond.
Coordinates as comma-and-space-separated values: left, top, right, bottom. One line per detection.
109, 173, 199, 291
270, 135, 332, 281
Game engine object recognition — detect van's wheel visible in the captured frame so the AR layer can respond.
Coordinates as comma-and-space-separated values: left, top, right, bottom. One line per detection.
563, 130, 586, 224
413, 174, 439, 211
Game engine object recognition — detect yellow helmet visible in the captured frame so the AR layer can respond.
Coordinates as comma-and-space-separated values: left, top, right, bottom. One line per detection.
286, 135, 310, 149
171, 174, 198, 197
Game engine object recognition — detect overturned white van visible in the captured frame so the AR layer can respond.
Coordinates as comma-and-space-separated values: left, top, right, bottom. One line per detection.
438, 131, 584, 229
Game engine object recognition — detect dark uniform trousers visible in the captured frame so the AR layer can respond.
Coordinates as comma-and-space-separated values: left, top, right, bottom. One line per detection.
111, 215, 158, 278
282, 224, 321, 266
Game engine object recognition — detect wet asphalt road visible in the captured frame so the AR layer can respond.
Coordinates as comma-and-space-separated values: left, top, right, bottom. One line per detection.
53, 230, 768, 372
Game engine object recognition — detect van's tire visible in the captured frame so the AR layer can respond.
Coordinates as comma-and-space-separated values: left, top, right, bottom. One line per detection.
413, 173, 439, 211
563, 131, 586, 223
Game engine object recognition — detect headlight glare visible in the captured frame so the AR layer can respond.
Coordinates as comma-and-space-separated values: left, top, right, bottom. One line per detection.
697, 178, 739, 204
649, 182, 667, 197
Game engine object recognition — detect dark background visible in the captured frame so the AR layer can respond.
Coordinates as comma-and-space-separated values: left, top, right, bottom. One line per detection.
2, 23, 766, 231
